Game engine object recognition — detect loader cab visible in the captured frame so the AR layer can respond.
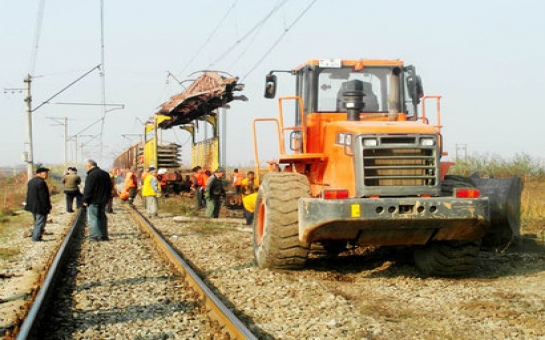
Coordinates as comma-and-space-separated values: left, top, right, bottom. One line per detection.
265, 59, 424, 123
264, 60, 424, 156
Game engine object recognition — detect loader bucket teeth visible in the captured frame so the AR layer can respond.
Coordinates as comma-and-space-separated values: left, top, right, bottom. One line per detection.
472, 176, 523, 247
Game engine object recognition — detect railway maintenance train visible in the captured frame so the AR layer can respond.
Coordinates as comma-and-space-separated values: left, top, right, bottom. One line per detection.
113, 71, 245, 198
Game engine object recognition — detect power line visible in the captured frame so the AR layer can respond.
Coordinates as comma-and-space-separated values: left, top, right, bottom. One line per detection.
29, 0, 46, 75
32, 64, 101, 113
207, 0, 289, 68
178, 0, 239, 78
242, 0, 319, 81
226, 16, 268, 70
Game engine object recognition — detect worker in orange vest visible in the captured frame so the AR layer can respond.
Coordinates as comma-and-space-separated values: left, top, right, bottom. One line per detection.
200, 169, 210, 209
124, 166, 138, 205
191, 166, 205, 209
232, 168, 244, 194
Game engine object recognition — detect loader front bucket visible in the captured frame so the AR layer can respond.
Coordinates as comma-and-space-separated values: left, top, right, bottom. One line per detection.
472, 176, 523, 246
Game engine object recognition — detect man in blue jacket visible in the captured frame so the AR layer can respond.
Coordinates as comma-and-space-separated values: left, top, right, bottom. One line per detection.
25, 167, 52, 242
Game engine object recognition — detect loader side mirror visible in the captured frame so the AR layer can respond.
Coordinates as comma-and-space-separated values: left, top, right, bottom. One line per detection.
264, 74, 277, 99
407, 75, 424, 104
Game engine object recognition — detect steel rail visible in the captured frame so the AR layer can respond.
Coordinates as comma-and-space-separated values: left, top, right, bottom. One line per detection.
16, 209, 86, 340
125, 205, 257, 340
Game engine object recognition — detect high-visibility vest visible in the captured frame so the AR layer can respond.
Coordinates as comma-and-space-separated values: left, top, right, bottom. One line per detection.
142, 174, 161, 197
233, 172, 244, 186
201, 173, 209, 189
242, 192, 258, 213
124, 171, 137, 188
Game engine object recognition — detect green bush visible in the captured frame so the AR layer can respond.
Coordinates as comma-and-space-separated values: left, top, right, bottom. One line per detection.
449, 152, 545, 179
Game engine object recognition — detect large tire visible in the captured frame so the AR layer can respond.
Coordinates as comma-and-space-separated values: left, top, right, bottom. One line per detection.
252, 172, 310, 269
413, 240, 481, 277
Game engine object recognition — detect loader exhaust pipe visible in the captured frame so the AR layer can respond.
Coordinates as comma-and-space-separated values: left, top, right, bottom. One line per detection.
343, 90, 364, 121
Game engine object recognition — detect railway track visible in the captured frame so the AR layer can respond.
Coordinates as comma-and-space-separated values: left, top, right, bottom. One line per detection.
12, 205, 256, 339
5, 197, 545, 339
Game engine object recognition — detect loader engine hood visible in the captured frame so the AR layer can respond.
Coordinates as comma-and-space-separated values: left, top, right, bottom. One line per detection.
324, 120, 442, 197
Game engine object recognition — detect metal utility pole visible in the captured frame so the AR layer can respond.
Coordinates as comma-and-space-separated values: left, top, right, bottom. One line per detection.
21, 65, 101, 181
220, 107, 227, 167
456, 144, 468, 161
24, 75, 34, 181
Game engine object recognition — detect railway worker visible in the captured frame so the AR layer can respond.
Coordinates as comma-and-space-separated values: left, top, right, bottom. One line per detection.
124, 166, 138, 205
142, 166, 161, 218
25, 167, 52, 242
191, 166, 205, 209
232, 168, 244, 194
204, 167, 226, 218
199, 168, 210, 208
61, 167, 82, 213
157, 168, 168, 197
71, 168, 83, 208
242, 192, 258, 225
106, 169, 118, 214
82, 159, 113, 242
241, 171, 259, 196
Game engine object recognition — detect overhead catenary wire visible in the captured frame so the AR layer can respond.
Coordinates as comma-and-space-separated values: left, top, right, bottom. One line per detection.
207, 0, 289, 69
177, 0, 239, 78
29, 0, 46, 76
226, 17, 268, 70
160, 0, 317, 167
241, 0, 319, 81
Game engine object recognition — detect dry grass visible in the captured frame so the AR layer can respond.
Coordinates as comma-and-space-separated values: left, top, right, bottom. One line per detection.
159, 194, 197, 216
0, 184, 62, 260
520, 178, 545, 236
449, 153, 544, 236
0, 211, 32, 260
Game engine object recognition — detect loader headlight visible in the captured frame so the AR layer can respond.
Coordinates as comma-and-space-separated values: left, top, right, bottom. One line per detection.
363, 138, 378, 147
420, 137, 435, 146
337, 133, 353, 146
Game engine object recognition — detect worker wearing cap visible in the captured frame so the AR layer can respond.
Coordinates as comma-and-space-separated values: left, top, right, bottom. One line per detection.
157, 168, 168, 197
204, 167, 226, 218
142, 166, 161, 218
25, 167, 52, 242
62, 167, 82, 213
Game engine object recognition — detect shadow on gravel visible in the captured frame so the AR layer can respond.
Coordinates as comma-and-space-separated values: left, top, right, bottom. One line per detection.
305, 239, 545, 280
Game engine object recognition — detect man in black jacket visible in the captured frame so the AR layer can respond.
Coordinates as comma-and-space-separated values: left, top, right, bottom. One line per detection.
204, 167, 226, 218
82, 159, 112, 241
25, 167, 52, 242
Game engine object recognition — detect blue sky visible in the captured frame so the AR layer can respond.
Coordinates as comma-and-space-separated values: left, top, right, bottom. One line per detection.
1, 0, 544, 169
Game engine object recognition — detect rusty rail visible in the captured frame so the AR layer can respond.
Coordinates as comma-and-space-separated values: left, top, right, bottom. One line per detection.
125, 204, 257, 340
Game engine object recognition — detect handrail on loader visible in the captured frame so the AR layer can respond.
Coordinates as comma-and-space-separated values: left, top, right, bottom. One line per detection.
421, 95, 443, 133
277, 96, 307, 153
252, 118, 282, 184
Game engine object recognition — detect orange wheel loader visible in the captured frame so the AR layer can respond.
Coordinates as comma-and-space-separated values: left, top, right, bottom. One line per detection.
251, 59, 521, 277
